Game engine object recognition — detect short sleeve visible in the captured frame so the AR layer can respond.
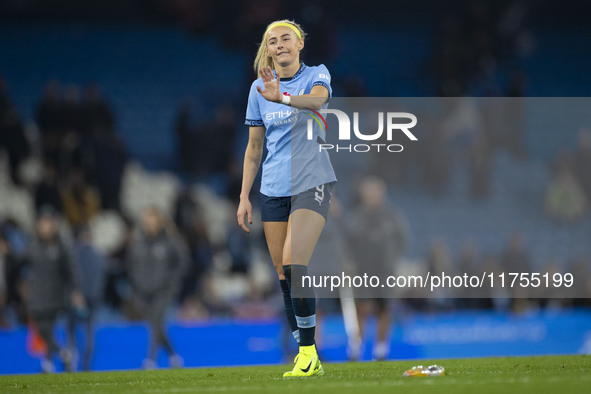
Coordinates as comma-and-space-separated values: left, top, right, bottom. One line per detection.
311, 64, 332, 97
245, 80, 264, 126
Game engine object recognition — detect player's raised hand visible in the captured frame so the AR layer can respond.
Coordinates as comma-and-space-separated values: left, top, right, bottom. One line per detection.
256, 66, 282, 103
237, 198, 253, 233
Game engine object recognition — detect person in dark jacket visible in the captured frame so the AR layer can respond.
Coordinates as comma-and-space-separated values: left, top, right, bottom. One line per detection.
67, 225, 106, 371
347, 176, 408, 361
127, 206, 188, 369
24, 207, 85, 373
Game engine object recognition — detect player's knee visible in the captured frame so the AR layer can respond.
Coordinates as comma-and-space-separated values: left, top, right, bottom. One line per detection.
282, 252, 292, 266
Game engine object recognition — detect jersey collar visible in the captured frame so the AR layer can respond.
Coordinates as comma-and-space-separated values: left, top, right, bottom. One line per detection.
277, 63, 307, 82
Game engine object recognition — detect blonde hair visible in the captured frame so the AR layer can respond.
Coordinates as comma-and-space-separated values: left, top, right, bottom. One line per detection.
253, 19, 306, 76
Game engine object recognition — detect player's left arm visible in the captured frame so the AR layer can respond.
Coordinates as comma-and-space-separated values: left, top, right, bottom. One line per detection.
288, 85, 329, 110
256, 65, 329, 110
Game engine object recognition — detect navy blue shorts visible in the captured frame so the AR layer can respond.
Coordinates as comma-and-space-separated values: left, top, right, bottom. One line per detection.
261, 182, 335, 222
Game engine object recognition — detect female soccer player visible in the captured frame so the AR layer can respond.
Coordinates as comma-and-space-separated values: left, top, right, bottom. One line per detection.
237, 19, 336, 377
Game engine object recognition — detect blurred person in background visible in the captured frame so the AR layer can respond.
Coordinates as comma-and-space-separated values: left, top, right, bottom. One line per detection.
81, 84, 115, 135
308, 198, 349, 359
90, 129, 127, 211
61, 84, 84, 137
0, 76, 11, 113
210, 102, 238, 174
456, 241, 493, 309
0, 232, 7, 328
34, 161, 63, 214
347, 176, 408, 361
500, 232, 532, 274
0, 106, 30, 186
67, 225, 106, 371
36, 80, 64, 162
424, 239, 455, 311
23, 206, 85, 373
127, 206, 189, 369
60, 167, 101, 228
0, 218, 28, 325
545, 150, 587, 222
36, 81, 68, 176
568, 257, 591, 308
173, 188, 213, 303
468, 132, 492, 199
175, 101, 201, 175
104, 217, 134, 313
500, 232, 534, 312
573, 128, 591, 201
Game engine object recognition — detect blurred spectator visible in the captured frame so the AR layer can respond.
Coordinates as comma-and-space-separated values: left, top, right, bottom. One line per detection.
222, 0, 282, 49
497, 1, 533, 60
504, 72, 527, 158
175, 102, 201, 175
468, 132, 493, 199
34, 162, 63, 214
545, 151, 587, 222
295, 1, 337, 65
67, 225, 106, 371
210, 103, 237, 174
0, 218, 28, 325
419, 125, 452, 195
173, 189, 213, 301
36, 81, 64, 163
225, 159, 244, 204
81, 84, 115, 134
506, 69, 527, 97
36, 80, 64, 137
0, 234, 7, 328
174, 188, 201, 236
342, 74, 368, 97
500, 232, 532, 274
347, 176, 408, 361
573, 128, 591, 201
456, 241, 493, 309
226, 210, 251, 274
104, 217, 134, 311
177, 102, 237, 176
308, 198, 350, 357
127, 207, 189, 369
0, 76, 11, 113
481, 253, 511, 311
500, 232, 533, 307
23, 207, 85, 373
0, 107, 30, 185
425, 239, 455, 309
432, 2, 530, 97
178, 294, 209, 321
60, 167, 101, 228
61, 85, 83, 134
91, 130, 128, 211
568, 258, 591, 307
168, 0, 213, 34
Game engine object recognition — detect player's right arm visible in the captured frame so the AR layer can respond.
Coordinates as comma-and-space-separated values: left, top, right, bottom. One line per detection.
237, 126, 265, 233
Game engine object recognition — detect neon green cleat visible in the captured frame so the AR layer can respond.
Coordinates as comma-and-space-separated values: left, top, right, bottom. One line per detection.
283, 345, 324, 378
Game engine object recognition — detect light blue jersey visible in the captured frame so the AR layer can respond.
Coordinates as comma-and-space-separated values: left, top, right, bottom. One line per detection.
245, 63, 337, 197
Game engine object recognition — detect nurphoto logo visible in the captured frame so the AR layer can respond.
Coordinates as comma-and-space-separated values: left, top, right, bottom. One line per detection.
306, 109, 418, 152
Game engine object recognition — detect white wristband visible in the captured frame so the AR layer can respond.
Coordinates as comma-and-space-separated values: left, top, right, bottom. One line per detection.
281, 95, 291, 106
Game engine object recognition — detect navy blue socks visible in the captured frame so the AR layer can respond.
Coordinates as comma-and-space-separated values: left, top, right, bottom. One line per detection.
284, 264, 316, 347
279, 279, 300, 343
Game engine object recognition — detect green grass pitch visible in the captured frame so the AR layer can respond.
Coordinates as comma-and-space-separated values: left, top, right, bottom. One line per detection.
0, 355, 589, 393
